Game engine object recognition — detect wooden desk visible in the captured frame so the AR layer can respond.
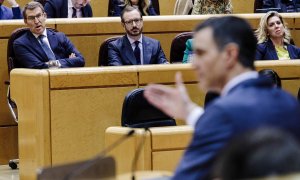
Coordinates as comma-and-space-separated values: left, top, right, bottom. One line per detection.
105, 126, 193, 175
10, 62, 300, 179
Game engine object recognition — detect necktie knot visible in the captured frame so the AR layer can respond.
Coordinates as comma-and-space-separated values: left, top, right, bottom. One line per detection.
38, 35, 45, 44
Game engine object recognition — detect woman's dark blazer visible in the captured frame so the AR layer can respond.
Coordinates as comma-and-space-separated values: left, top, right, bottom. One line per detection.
255, 39, 300, 60
112, 0, 157, 16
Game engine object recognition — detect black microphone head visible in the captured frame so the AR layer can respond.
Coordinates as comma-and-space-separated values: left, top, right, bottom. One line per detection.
127, 129, 135, 137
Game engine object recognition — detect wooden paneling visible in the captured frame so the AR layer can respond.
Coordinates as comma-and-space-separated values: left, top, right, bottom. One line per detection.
232, 0, 254, 13
0, 126, 18, 164
105, 126, 192, 175
152, 150, 185, 171
50, 87, 137, 165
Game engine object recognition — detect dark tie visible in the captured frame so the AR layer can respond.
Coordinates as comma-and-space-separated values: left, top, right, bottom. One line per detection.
72, 7, 77, 18
38, 35, 56, 60
133, 41, 141, 65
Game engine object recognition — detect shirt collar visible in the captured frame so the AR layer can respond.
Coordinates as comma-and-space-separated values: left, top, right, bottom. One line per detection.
127, 35, 143, 45
32, 29, 47, 39
221, 71, 258, 96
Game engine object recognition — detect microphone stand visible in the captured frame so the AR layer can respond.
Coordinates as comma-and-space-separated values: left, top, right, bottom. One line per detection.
131, 128, 150, 180
64, 129, 135, 180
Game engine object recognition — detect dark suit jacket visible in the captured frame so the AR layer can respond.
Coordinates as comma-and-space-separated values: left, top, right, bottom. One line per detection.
111, 0, 157, 16
44, 0, 93, 18
13, 29, 85, 69
255, 39, 300, 60
108, 35, 168, 65
172, 77, 300, 180
262, 0, 300, 12
0, 5, 22, 19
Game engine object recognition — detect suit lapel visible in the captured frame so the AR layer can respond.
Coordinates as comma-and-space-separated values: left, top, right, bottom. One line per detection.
47, 30, 58, 58
123, 36, 137, 65
28, 32, 49, 61
142, 37, 152, 64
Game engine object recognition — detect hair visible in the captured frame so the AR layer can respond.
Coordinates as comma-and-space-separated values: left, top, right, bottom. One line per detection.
23, 1, 45, 20
256, 11, 291, 44
194, 16, 257, 70
120, 5, 142, 23
258, 69, 282, 88
121, 0, 151, 16
212, 127, 300, 180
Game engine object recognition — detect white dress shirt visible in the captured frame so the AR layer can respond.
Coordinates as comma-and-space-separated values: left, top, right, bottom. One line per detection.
68, 0, 83, 18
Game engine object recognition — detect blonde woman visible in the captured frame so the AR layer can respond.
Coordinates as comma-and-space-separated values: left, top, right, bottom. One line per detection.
112, 0, 157, 16
192, 0, 232, 14
255, 11, 300, 60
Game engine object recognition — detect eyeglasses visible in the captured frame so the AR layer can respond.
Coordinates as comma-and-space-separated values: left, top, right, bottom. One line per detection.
123, 18, 143, 26
27, 13, 44, 21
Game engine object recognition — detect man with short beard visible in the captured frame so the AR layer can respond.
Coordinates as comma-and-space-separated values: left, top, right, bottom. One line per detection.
0, 0, 22, 19
107, 6, 168, 66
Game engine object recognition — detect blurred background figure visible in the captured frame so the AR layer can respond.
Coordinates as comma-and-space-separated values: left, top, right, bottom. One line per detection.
258, 69, 281, 88
255, 0, 300, 13
255, 11, 300, 60
174, 0, 194, 15
182, 38, 193, 63
112, 0, 157, 16
0, 0, 22, 19
212, 127, 300, 180
44, 0, 93, 18
192, 0, 232, 14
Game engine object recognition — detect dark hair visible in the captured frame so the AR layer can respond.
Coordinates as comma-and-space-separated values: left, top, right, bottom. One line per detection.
194, 16, 257, 70
23, 1, 45, 20
258, 69, 282, 88
212, 127, 300, 179
120, 5, 142, 23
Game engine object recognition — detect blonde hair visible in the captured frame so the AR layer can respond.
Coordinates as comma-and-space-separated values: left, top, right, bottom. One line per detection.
124, 0, 151, 16
255, 11, 291, 44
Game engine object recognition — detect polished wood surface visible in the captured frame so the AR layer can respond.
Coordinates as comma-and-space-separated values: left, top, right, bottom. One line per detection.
0, 126, 18, 164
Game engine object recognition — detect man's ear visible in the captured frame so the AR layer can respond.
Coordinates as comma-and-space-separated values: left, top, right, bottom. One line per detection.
224, 43, 239, 68
121, 22, 125, 28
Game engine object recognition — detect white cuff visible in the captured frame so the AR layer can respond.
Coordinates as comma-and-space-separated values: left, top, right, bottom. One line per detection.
186, 106, 204, 127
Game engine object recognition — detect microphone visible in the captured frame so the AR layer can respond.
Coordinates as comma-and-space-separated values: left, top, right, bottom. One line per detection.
131, 128, 150, 180
65, 129, 135, 179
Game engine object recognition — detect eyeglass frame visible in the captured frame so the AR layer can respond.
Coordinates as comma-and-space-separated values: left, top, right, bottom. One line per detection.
122, 18, 143, 26
26, 12, 45, 21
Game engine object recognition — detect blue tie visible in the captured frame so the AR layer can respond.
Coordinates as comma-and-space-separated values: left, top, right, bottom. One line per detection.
38, 35, 56, 60
134, 41, 141, 65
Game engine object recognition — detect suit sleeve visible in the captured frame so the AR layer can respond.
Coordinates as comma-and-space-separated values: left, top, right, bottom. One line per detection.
12, 7, 22, 19
44, 1, 56, 18
155, 41, 168, 64
262, 0, 275, 9
173, 106, 232, 180
107, 42, 123, 66
112, 0, 123, 16
56, 33, 85, 68
255, 43, 265, 60
13, 40, 49, 69
147, 1, 157, 15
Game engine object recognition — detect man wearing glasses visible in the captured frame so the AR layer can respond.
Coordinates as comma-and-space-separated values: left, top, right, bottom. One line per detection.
108, 6, 168, 66
13, 1, 85, 69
